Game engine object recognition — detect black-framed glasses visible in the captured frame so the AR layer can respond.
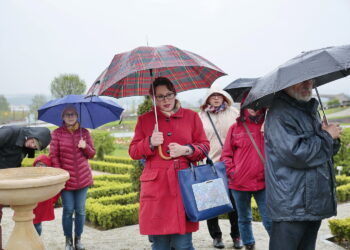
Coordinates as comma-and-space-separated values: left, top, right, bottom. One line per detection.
155, 92, 175, 101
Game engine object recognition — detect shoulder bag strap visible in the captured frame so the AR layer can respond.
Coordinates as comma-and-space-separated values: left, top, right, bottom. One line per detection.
206, 112, 223, 147
242, 121, 265, 165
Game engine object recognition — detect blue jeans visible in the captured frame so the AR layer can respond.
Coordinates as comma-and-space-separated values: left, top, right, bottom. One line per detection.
61, 187, 88, 237
150, 233, 195, 250
34, 222, 42, 235
231, 189, 272, 246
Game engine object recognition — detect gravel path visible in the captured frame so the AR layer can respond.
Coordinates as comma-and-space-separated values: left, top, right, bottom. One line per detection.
1, 202, 348, 249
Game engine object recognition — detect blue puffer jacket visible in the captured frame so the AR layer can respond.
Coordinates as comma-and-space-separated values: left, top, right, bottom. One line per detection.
264, 91, 340, 221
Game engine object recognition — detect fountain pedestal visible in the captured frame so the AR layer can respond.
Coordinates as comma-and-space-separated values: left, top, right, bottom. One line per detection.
0, 167, 69, 250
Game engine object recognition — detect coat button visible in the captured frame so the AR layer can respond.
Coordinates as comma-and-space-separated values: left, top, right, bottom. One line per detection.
166, 118, 170, 122
166, 150, 170, 154
167, 132, 172, 136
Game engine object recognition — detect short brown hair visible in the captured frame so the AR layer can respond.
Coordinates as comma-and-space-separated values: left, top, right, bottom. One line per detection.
149, 77, 177, 96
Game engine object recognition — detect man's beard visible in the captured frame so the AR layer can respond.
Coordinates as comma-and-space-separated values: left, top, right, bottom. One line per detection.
285, 88, 312, 102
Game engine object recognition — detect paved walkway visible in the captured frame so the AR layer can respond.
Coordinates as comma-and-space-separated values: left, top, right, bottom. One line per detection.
1, 202, 348, 249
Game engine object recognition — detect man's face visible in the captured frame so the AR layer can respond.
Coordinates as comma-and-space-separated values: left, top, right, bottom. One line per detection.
285, 80, 314, 102
24, 138, 38, 149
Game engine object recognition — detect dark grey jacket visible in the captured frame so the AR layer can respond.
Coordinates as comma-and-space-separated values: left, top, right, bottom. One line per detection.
0, 126, 51, 169
264, 92, 339, 221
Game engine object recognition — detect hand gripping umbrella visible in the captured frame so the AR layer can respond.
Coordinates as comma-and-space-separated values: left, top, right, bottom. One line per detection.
38, 95, 124, 134
243, 44, 350, 123
87, 45, 226, 159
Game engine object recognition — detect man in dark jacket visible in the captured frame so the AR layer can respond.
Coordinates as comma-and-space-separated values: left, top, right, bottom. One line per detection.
264, 79, 342, 250
0, 125, 51, 250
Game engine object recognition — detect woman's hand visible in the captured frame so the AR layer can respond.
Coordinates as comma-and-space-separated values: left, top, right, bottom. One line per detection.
150, 131, 164, 147
168, 143, 193, 158
78, 139, 87, 149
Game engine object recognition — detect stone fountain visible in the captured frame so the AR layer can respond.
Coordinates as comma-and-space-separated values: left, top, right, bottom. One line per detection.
0, 167, 69, 250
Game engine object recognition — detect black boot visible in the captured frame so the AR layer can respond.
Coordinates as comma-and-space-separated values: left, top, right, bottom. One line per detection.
75, 235, 85, 250
65, 237, 74, 250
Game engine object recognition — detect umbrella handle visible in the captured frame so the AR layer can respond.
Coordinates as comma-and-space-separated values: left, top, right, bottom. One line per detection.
158, 145, 172, 160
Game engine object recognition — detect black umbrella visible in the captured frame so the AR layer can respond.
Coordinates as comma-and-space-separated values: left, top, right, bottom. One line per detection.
243, 44, 350, 120
224, 78, 258, 102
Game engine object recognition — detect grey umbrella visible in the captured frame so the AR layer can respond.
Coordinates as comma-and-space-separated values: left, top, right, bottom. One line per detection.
224, 78, 258, 102
243, 44, 350, 116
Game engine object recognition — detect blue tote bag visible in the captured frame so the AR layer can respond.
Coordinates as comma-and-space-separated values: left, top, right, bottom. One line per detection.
178, 148, 233, 222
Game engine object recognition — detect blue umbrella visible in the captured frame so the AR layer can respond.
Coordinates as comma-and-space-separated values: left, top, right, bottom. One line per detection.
38, 95, 124, 129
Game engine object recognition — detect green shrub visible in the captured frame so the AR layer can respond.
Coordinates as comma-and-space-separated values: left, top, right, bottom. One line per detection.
93, 174, 131, 183
89, 160, 133, 174
329, 217, 350, 243
86, 201, 139, 229
336, 184, 350, 202
103, 155, 134, 165
336, 175, 350, 187
88, 183, 133, 199
91, 130, 116, 160
88, 192, 138, 206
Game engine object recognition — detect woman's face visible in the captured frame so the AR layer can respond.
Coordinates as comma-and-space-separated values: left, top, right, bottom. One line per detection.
154, 85, 176, 112
208, 93, 224, 107
63, 109, 78, 126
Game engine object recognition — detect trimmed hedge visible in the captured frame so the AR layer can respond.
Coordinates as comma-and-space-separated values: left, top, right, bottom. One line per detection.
88, 182, 133, 199
103, 155, 134, 165
87, 192, 138, 206
86, 200, 139, 229
93, 174, 131, 183
89, 160, 133, 174
329, 217, 350, 244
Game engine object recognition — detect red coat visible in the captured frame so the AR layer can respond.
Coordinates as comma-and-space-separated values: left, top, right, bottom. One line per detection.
50, 125, 95, 190
33, 193, 60, 224
32, 155, 60, 224
129, 107, 209, 235
220, 109, 266, 191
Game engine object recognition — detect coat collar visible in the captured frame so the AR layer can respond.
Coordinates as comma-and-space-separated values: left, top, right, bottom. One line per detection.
277, 91, 319, 113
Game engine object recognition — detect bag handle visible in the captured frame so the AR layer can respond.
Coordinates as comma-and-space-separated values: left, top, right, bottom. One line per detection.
189, 144, 218, 179
242, 121, 265, 165
206, 112, 224, 147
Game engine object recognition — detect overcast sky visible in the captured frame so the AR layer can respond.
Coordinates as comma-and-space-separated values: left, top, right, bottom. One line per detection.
1, 0, 350, 99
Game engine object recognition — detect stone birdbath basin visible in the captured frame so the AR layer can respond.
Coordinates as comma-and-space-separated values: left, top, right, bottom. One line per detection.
0, 167, 69, 250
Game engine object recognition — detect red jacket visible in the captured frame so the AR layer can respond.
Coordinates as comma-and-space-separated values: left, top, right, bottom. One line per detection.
33, 193, 60, 224
129, 107, 209, 235
50, 125, 95, 190
220, 109, 266, 191
32, 155, 60, 224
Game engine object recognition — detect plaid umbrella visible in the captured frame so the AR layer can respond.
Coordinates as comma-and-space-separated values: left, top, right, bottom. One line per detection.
87, 45, 226, 97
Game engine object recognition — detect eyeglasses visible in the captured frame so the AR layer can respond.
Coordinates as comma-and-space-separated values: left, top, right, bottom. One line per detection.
155, 92, 175, 101
64, 112, 77, 117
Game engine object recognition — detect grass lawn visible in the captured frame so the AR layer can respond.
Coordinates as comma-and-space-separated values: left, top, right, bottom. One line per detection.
322, 107, 348, 115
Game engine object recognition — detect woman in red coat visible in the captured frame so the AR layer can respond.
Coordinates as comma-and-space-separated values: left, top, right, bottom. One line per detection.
32, 155, 60, 236
49, 105, 95, 250
129, 77, 209, 250
220, 97, 271, 250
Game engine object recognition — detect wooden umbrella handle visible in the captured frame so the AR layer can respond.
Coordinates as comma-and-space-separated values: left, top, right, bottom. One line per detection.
158, 145, 172, 160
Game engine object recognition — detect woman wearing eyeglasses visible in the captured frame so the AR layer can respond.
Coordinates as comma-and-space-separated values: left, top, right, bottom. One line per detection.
49, 105, 95, 250
129, 77, 210, 250
198, 88, 242, 249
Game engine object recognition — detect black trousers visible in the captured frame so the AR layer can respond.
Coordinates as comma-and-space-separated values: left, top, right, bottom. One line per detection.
206, 191, 240, 239
269, 220, 321, 250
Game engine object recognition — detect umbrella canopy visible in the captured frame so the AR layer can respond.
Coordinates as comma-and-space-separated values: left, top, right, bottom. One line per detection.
87, 45, 226, 98
243, 44, 350, 109
38, 95, 124, 129
224, 78, 258, 102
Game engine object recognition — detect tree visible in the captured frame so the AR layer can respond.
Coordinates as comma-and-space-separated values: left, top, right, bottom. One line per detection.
327, 98, 340, 108
50, 74, 86, 98
29, 95, 47, 120
91, 130, 116, 160
137, 96, 153, 115
0, 95, 10, 123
